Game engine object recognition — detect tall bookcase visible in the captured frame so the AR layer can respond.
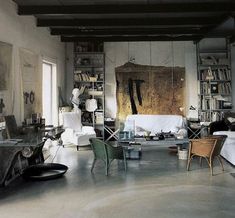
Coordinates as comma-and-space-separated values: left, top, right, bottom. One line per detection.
73, 42, 105, 140
197, 38, 232, 123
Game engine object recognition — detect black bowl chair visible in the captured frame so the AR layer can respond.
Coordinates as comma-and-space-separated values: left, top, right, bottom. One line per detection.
208, 120, 228, 135
89, 138, 127, 175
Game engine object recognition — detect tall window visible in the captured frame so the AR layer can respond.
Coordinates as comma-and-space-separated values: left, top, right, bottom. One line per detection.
42, 61, 57, 126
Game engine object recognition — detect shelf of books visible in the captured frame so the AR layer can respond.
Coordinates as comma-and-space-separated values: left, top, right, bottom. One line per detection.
197, 38, 232, 123
73, 42, 105, 140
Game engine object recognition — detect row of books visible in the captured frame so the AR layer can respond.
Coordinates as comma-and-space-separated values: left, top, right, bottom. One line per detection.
74, 72, 92, 82
200, 111, 222, 122
201, 96, 232, 110
74, 72, 104, 82
200, 67, 231, 81
218, 82, 232, 94
200, 82, 231, 95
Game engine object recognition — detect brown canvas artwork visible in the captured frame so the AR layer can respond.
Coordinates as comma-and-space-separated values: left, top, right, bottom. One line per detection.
115, 62, 185, 121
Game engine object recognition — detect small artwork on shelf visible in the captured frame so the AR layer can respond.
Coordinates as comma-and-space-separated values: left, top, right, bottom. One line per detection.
211, 83, 218, 94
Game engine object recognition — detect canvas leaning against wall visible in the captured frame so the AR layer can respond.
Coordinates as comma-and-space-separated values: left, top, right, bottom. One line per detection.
19, 48, 41, 120
0, 41, 12, 91
0, 41, 13, 115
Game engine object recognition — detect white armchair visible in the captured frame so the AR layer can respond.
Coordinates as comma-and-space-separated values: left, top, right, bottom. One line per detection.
61, 111, 96, 149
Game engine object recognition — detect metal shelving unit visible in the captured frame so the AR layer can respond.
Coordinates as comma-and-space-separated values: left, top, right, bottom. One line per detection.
73, 42, 105, 140
197, 38, 232, 123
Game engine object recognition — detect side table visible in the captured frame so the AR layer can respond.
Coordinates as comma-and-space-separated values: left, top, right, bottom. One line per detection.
187, 122, 209, 139
104, 119, 119, 142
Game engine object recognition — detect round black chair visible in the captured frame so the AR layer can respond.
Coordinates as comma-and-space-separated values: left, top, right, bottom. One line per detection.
23, 163, 68, 181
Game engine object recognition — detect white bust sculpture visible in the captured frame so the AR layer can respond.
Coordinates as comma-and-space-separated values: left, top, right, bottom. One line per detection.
71, 88, 82, 112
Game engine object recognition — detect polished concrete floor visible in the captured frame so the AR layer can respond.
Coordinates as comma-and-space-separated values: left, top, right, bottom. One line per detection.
0, 145, 235, 218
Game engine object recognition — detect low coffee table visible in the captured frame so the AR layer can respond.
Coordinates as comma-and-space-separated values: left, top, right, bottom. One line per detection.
134, 137, 189, 147
118, 137, 189, 160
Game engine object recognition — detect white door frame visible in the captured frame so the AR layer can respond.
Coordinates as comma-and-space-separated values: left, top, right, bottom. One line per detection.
42, 58, 58, 126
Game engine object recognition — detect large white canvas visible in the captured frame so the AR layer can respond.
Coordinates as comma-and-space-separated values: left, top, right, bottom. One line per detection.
19, 48, 40, 120
0, 41, 12, 91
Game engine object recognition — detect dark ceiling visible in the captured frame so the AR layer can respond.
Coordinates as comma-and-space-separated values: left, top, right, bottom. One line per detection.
12, 0, 235, 43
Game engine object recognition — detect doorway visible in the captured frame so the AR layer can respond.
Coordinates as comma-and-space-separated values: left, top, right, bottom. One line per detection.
42, 60, 58, 126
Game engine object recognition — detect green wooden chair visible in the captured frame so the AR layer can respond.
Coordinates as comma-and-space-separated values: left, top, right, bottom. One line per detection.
89, 138, 127, 175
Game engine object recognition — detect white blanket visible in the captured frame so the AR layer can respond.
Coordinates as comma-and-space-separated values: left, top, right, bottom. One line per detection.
124, 115, 185, 135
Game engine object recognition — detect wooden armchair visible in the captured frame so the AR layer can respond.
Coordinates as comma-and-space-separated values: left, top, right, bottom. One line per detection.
89, 138, 127, 175
187, 135, 227, 175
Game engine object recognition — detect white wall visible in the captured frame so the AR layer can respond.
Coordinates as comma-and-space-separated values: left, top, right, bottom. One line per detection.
104, 41, 198, 118
65, 39, 233, 120
0, 0, 65, 124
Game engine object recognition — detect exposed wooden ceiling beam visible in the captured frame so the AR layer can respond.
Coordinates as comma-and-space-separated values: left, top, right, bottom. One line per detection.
51, 27, 207, 36
195, 15, 231, 42
37, 17, 221, 27
61, 35, 202, 42
18, 3, 235, 15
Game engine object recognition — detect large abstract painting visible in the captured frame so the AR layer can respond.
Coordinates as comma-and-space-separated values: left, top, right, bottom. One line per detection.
115, 62, 185, 121
0, 41, 12, 91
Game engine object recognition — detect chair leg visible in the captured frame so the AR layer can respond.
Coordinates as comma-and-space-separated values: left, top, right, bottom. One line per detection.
199, 157, 203, 167
187, 155, 193, 171
203, 157, 213, 175
124, 157, 127, 172
209, 158, 213, 176
91, 158, 96, 172
122, 150, 127, 172
217, 156, 224, 171
105, 160, 109, 176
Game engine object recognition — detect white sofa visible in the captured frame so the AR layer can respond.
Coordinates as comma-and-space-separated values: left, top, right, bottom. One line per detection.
213, 131, 235, 165
124, 114, 186, 136
61, 111, 96, 147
